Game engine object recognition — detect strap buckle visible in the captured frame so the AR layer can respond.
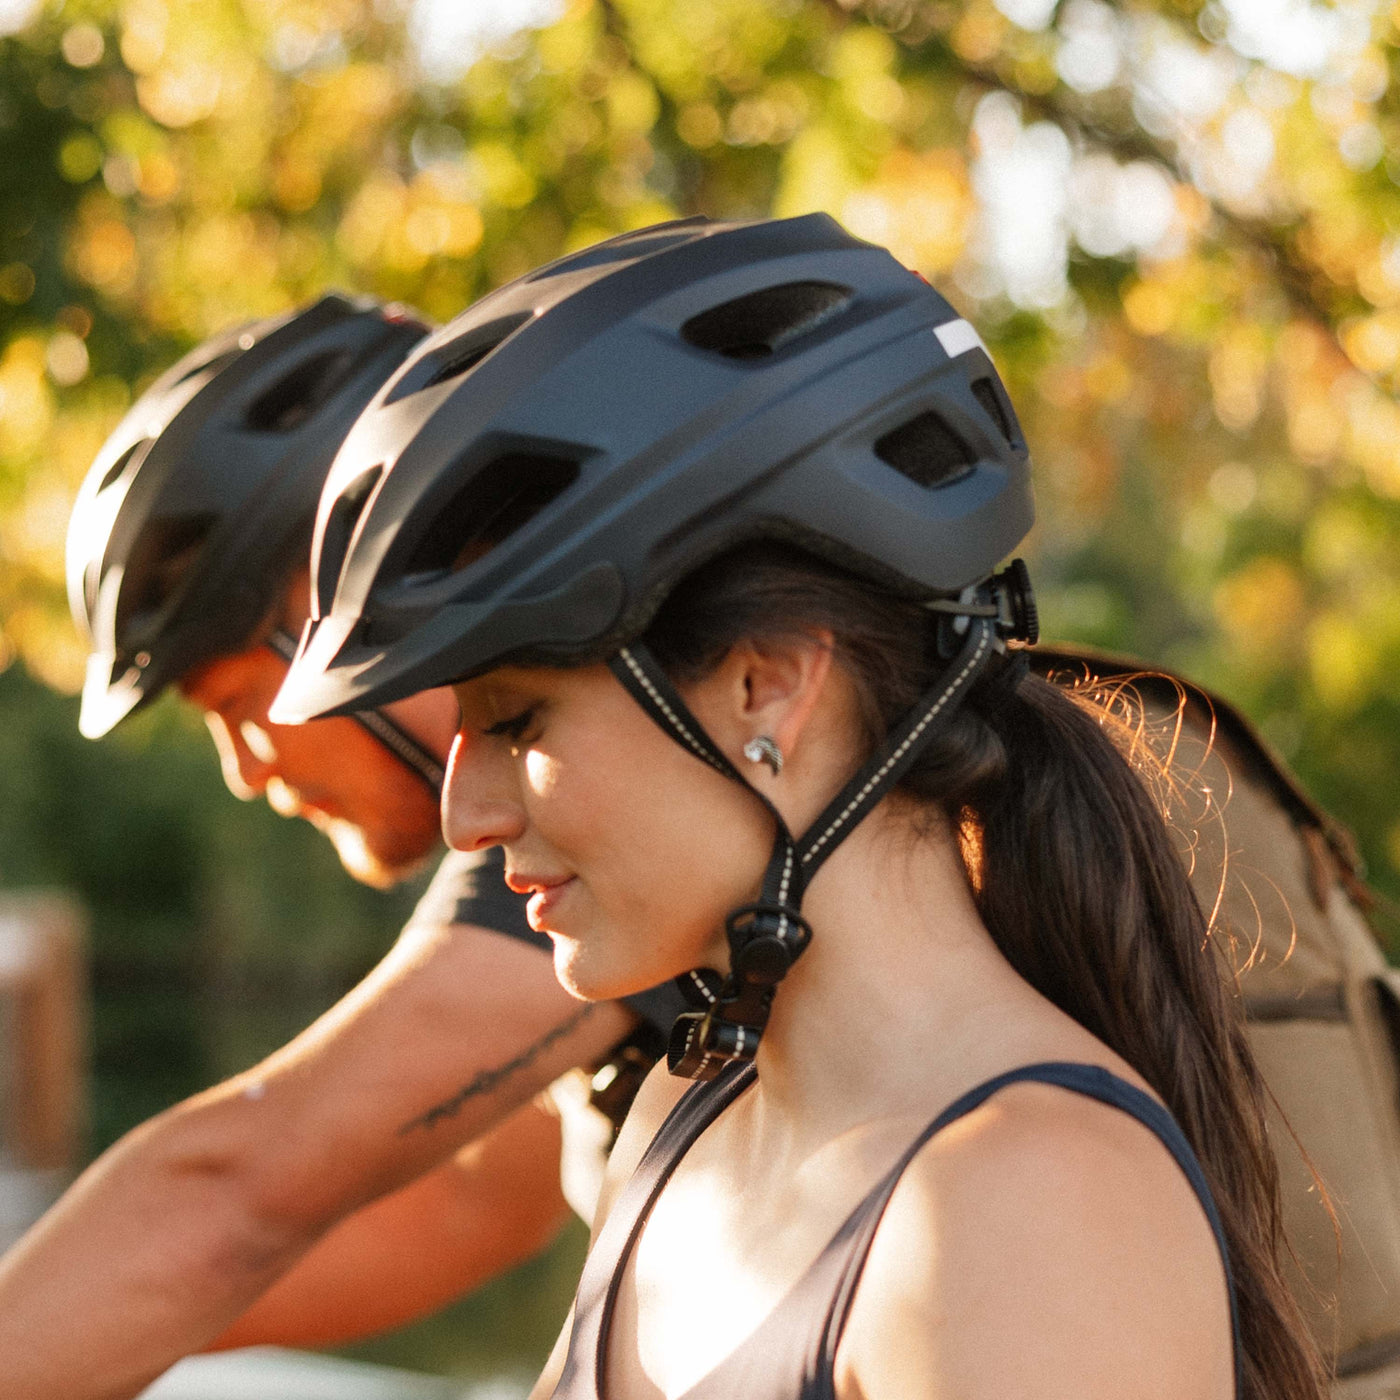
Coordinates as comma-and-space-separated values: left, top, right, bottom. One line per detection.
667, 1008, 767, 1081
990, 558, 1038, 644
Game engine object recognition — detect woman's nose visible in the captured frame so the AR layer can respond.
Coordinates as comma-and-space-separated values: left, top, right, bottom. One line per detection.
441, 730, 526, 851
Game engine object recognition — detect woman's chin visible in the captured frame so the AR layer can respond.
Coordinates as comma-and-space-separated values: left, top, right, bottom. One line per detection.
549, 931, 686, 1006
551, 940, 631, 1003
548, 933, 604, 1001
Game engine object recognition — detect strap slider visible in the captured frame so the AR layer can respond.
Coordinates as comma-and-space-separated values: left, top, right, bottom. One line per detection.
726, 902, 812, 984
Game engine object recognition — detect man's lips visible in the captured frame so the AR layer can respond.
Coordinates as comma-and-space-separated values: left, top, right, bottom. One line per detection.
265, 777, 342, 824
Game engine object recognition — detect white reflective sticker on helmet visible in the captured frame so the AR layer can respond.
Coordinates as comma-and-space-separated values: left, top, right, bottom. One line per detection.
933, 319, 987, 359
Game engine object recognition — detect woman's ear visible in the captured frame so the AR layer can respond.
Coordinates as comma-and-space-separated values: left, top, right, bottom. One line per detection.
692, 630, 836, 783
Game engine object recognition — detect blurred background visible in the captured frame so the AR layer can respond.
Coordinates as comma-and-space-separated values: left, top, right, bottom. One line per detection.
2, 0, 1399, 1385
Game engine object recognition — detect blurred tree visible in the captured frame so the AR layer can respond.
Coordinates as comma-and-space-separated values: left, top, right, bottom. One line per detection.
1, 0, 1398, 1124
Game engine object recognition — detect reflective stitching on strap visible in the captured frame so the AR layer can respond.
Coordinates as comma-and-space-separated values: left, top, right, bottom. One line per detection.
774, 842, 794, 942
619, 626, 993, 1078
681, 1018, 717, 1079
684, 1018, 717, 1079
687, 970, 718, 1005
353, 708, 446, 790
267, 627, 444, 794
617, 647, 731, 778
801, 624, 992, 868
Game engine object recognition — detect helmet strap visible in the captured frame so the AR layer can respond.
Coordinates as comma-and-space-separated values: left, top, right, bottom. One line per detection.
609, 610, 999, 1081
345, 705, 446, 796
266, 628, 445, 796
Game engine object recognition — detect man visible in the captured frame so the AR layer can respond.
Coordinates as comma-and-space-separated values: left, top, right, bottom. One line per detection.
0, 294, 679, 1400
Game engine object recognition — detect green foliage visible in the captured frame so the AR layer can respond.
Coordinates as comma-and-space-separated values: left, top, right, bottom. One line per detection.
2, 0, 1400, 1372
0, 662, 417, 1150
0, 0, 1394, 1034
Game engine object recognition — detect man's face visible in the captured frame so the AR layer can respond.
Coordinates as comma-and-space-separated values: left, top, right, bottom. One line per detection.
178, 582, 458, 888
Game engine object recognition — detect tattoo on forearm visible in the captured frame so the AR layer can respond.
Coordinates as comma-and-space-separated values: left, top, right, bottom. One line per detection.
399, 1004, 596, 1134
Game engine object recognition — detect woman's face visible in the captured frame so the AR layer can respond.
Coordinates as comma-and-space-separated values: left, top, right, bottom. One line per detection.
445, 661, 776, 1001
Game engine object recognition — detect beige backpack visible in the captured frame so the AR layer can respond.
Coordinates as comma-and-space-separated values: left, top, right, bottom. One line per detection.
1033, 646, 1400, 1395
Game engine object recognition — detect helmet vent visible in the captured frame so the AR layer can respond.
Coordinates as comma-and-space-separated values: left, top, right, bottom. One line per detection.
315, 465, 385, 616
96, 438, 151, 495
243, 350, 356, 433
971, 376, 1019, 447
874, 412, 976, 490
402, 453, 579, 583
115, 512, 220, 636
387, 313, 534, 403
681, 282, 851, 360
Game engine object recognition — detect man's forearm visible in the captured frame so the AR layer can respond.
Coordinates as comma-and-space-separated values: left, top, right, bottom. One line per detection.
207, 1098, 569, 1350
0, 928, 636, 1399
0, 1102, 314, 1400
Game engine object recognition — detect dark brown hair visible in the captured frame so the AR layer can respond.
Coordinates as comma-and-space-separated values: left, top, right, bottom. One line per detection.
646, 543, 1329, 1400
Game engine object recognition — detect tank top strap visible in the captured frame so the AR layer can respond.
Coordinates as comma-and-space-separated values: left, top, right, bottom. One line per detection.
553, 1061, 758, 1399
813, 1061, 1242, 1400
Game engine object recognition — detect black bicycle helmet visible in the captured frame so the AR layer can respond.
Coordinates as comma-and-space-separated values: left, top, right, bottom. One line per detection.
272, 215, 1037, 1076
67, 293, 429, 740
271, 214, 1033, 722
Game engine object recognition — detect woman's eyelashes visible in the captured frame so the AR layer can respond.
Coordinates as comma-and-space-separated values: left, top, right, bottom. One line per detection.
483, 706, 539, 747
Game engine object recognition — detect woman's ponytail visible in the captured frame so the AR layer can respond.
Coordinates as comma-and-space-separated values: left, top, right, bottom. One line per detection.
967, 676, 1327, 1400
646, 543, 1330, 1399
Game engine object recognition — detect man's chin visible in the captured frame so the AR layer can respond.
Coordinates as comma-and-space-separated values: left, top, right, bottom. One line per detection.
320, 814, 428, 890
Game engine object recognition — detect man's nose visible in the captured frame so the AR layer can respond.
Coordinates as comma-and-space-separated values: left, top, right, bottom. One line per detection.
441, 731, 526, 852
203, 711, 276, 800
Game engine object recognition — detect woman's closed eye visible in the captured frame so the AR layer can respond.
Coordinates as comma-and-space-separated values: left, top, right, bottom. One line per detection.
484, 707, 539, 745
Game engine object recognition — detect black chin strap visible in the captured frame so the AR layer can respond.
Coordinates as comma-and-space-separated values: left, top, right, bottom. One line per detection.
266, 628, 445, 797
609, 609, 1000, 1081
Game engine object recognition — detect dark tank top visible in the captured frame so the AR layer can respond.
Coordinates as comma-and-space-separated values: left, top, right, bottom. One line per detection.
551, 1060, 1241, 1400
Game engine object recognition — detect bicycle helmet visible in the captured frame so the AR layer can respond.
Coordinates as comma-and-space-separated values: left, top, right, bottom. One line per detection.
272, 214, 1038, 1075
67, 294, 429, 741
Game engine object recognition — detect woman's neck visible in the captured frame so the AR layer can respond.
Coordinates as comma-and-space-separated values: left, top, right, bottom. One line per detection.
746, 805, 1046, 1137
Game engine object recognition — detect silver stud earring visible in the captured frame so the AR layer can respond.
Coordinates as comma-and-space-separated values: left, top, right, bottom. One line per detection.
743, 735, 784, 776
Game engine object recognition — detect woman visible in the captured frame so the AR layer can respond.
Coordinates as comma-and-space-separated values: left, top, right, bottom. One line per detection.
273, 215, 1327, 1398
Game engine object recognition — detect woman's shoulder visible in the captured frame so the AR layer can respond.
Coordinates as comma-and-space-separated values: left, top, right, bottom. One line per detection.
836, 1072, 1235, 1400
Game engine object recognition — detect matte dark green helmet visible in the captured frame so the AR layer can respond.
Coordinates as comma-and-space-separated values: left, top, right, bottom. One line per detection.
271, 214, 1033, 724
67, 294, 429, 738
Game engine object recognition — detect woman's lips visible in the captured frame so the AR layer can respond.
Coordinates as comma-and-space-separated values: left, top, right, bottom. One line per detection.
525, 878, 576, 932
